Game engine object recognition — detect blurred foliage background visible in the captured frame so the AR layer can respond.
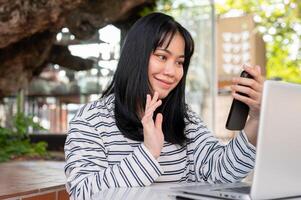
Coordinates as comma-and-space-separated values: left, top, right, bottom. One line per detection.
216, 0, 301, 83
152, 0, 301, 84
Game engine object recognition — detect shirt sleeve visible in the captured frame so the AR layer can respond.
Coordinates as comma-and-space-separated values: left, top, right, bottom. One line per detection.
64, 116, 163, 200
186, 109, 256, 184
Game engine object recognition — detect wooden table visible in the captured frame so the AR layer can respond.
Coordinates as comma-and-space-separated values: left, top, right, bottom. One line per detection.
0, 161, 68, 200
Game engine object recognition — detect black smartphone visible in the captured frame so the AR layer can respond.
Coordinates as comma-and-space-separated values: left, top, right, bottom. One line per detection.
225, 70, 254, 130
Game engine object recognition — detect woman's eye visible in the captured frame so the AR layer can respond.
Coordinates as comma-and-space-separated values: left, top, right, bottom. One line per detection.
176, 61, 184, 66
157, 55, 166, 61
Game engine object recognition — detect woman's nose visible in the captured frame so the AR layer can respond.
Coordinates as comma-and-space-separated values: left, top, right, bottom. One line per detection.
163, 61, 176, 76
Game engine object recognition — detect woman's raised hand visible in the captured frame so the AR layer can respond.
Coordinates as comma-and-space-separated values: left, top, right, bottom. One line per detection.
231, 65, 264, 146
231, 65, 264, 121
141, 91, 164, 159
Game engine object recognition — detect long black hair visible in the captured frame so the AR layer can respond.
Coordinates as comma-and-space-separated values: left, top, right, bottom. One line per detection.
102, 12, 194, 145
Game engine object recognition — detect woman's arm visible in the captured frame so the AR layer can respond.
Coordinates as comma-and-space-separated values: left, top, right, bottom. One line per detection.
64, 116, 163, 200
231, 65, 264, 146
141, 92, 164, 159
187, 109, 256, 184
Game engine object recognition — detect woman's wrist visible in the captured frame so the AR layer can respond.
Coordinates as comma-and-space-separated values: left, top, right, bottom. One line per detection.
243, 117, 260, 146
143, 142, 160, 159
247, 116, 260, 124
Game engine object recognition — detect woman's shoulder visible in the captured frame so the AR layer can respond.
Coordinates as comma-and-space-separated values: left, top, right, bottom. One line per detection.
72, 94, 115, 123
184, 105, 210, 137
185, 104, 202, 124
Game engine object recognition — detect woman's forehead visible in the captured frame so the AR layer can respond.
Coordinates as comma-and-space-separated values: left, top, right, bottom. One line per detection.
156, 31, 183, 49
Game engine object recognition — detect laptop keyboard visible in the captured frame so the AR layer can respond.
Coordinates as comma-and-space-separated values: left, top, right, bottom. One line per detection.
222, 186, 251, 194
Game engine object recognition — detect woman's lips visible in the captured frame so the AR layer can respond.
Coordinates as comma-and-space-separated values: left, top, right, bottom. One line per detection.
154, 77, 173, 89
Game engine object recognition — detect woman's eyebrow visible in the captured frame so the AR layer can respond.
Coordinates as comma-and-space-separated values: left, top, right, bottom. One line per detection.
155, 48, 185, 58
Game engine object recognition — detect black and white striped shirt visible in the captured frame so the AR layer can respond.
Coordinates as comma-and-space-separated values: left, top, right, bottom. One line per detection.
64, 94, 256, 200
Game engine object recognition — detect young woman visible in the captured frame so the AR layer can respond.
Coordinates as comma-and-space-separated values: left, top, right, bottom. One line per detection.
64, 12, 263, 200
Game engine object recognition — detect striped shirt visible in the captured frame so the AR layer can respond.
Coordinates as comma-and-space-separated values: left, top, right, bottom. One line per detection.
64, 94, 256, 200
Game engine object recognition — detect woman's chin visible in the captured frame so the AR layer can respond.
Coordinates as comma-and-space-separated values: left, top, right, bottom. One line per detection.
151, 87, 171, 99
157, 91, 169, 99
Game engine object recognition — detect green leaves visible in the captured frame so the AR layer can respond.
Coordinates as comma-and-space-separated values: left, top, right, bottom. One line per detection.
0, 113, 47, 162
13, 113, 45, 136
216, 0, 301, 84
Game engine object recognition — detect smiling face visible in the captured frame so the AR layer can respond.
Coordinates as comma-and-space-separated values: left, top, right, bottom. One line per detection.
148, 32, 185, 99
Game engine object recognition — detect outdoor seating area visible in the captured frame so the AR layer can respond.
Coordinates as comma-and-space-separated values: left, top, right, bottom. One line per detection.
0, 1, 300, 200
0, 161, 67, 200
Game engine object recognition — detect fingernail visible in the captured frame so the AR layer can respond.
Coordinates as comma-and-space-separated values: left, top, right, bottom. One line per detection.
243, 64, 251, 69
256, 65, 261, 71
243, 65, 249, 70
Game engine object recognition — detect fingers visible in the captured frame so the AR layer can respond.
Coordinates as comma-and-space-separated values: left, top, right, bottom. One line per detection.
232, 65, 263, 93
155, 113, 163, 130
143, 100, 162, 119
232, 78, 262, 94
232, 92, 261, 110
145, 92, 159, 111
242, 64, 263, 83
231, 64, 264, 109
145, 94, 151, 110
141, 91, 162, 124
231, 84, 260, 100
145, 92, 161, 114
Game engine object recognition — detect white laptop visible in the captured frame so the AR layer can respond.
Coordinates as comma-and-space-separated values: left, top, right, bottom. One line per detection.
174, 80, 301, 200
